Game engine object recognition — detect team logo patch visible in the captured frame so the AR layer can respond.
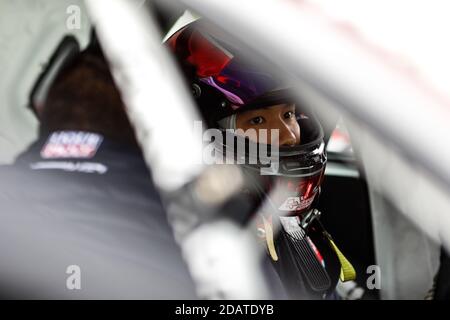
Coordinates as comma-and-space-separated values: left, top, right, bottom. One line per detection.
40, 131, 103, 159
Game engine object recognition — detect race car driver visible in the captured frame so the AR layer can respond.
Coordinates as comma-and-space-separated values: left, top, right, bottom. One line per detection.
166, 19, 356, 299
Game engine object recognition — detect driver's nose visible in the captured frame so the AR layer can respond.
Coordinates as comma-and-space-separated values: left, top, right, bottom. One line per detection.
277, 121, 299, 146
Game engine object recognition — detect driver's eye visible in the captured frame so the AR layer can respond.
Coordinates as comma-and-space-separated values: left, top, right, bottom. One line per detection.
284, 111, 295, 119
250, 116, 265, 125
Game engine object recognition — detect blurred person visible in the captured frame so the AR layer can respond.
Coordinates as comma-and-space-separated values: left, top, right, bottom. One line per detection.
0, 38, 198, 298
166, 20, 356, 299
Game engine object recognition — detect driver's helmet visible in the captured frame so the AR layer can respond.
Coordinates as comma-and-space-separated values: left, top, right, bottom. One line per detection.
166, 20, 326, 219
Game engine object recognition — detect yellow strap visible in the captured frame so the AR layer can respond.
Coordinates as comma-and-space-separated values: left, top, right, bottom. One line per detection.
262, 216, 278, 262
328, 238, 356, 282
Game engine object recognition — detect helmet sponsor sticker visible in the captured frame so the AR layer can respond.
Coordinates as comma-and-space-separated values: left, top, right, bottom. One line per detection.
40, 131, 103, 159
278, 194, 316, 212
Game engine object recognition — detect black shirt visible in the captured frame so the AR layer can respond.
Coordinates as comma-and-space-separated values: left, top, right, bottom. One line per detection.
0, 131, 197, 299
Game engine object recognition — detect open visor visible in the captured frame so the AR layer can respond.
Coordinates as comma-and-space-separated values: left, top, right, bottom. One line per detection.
209, 101, 325, 171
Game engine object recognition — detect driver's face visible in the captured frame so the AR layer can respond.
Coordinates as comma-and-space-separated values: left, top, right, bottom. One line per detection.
235, 103, 300, 146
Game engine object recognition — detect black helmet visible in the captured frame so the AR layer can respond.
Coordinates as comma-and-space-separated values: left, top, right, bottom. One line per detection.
166, 20, 326, 217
